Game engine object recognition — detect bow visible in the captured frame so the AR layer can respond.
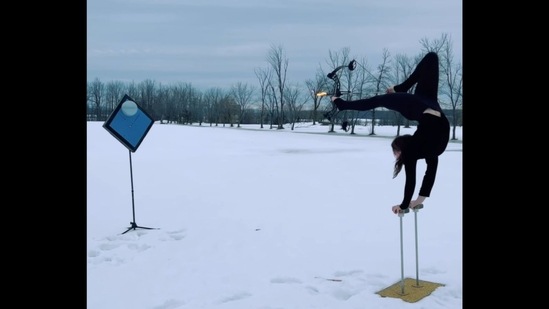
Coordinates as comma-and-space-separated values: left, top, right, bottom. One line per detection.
317, 59, 357, 122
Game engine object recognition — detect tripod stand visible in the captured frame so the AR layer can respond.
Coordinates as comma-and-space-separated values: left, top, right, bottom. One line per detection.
121, 150, 157, 234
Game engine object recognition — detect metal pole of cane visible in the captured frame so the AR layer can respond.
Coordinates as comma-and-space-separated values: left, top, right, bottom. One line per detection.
398, 208, 410, 295
413, 204, 424, 287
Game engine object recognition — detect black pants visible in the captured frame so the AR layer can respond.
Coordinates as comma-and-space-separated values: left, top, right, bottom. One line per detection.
407, 51, 439, 101
336, 92, 436, 121
415, 113, 450, 157
335, 51, 442, 121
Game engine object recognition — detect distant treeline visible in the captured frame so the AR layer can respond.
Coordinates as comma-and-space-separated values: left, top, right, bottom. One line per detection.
88, 33, 462, 140
87, 108, 461, 127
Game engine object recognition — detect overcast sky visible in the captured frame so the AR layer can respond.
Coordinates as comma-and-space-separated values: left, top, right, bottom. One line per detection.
87, 0, 462, 90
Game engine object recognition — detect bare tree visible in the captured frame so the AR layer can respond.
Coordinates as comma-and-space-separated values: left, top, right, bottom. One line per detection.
365, 48, 392, 135
346, 56, 371, 134
126, 81, 138, 100
182, 83, 196, 125
105, 81, 126, 113
266, 44, 289, 129
167, 82, 194, 124
164, 86, 180, 124
202, 87, 218, 126
230, 82, 256, 127
86, 84, 92, 120
195, 91, 207, 126
137, 79, 157, 119
202, 87, 225, 126
419, 35, 446, 55
219, 92, 238, 127
155, 85, 170, 124
188, 89, 203, 125
324, 47, 353, 132
305, 68, 329, 125
284, 83, 309, 130
266, 79, 279, 129
254, 67, 273, 129
438, 35, 462, 140
88, 78, 104, 120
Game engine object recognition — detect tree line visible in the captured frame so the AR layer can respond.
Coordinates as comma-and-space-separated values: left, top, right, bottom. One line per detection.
87, 33, 462, 140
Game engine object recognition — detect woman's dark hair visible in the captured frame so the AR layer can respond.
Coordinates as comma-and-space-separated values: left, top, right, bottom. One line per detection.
391, 135, 413, 178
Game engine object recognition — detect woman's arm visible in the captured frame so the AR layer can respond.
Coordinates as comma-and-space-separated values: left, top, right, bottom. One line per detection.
410, 196, 427, 208
399, 159, 417, 209
418, 157, 438, 197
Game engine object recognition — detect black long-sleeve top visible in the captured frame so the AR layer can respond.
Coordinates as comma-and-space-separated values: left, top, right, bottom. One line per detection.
397, 110, 449, 210
399, 128, 440, 209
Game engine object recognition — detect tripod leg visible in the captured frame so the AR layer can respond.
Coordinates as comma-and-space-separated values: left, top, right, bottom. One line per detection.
121, 222, 138, 234
134, 226, 156, 230
121, 222, 158, 234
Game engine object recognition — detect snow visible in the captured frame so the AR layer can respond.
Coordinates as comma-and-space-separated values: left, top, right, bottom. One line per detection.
87, 121, 462, 309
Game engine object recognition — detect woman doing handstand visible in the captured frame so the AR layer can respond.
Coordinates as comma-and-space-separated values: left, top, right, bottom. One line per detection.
331, 51, 450, 214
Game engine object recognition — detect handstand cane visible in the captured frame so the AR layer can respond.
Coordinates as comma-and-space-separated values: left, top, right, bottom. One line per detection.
397, 207, 410, 295
412, 204, 424, 287
397, 204, 425, 294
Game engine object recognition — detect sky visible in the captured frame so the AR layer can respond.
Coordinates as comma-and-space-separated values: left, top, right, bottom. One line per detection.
87, 0, 462, 89
87, 120, 462, 309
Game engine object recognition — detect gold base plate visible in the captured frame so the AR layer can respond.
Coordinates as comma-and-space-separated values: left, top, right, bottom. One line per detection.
376, 278, 444, 303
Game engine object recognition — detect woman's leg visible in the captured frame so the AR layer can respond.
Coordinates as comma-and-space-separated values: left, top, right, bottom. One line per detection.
412, 52, 439, 101
334, 92, 425, 121
394, 52, 439, 101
